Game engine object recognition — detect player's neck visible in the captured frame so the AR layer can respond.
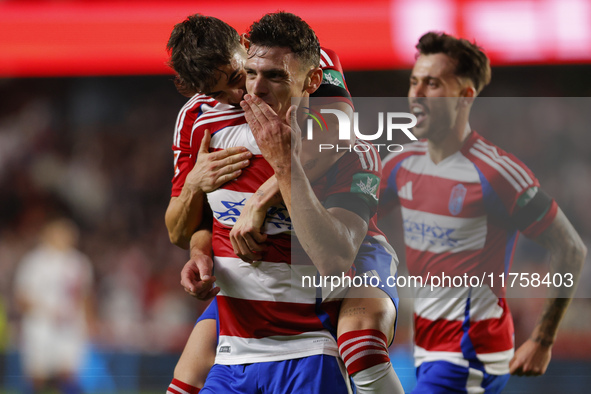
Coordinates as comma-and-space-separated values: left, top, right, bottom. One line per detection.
427, 122, 471, 164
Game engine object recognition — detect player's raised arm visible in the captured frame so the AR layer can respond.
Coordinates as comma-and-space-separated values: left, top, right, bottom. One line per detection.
510, 207, 587, 376
229, 99, 353, 263
243, 95, 368, 276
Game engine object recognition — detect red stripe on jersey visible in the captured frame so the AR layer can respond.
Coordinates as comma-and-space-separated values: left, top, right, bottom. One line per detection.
405, 243, 511, 299
171, 153, 194, 197
216, 156, 274, 194
414, 312, 514, 354
395, 167, 485, 218
414, 314, 463, 352
212, 224, 292, 264
367, 217, 386, 240
217, 295, 341, 338
469, 301, 514, 354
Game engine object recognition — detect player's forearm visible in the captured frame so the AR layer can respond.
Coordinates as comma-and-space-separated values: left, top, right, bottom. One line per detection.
190, 228, 213, 260
275, 161, 362, 276
530, 208, 587, 344
165, 188, 206, 249
247, 176, 283, 212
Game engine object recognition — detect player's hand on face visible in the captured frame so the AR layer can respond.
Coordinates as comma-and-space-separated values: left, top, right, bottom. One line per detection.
185, 129, 252, 193
180, 254, 220, 300
287, 105, 302, 159
229, 201, 268, 263
241, 95, 295, 173
509, 338, 552, 376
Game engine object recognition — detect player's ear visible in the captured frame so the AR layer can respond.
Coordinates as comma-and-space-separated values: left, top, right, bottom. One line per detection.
305, 67, 323, 94
240, 33, 250, 49
460, 85, 476, 106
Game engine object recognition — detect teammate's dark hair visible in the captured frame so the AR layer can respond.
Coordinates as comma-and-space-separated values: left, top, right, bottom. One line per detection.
167, 14, 240, 96
247, 12, 320, 68
416, 32, 491, 94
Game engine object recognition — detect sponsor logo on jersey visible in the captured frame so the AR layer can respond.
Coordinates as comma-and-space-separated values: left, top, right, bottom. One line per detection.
266, 204, 292, 231
219, 346, 231, 354
351, 173, 379, 202
404, 219, 459, 248
214, 199, 246, 223
448, 184, 467, 216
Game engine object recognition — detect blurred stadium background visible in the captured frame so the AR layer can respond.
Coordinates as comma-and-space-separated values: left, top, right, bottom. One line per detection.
0, 0, 590, 392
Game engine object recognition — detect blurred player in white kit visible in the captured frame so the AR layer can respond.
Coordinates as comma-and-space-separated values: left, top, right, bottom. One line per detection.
15, 217, 94, 393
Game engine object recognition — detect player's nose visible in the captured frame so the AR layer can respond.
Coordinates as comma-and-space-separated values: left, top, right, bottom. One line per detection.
409, 82, 426, 98
248, 76, 268, 97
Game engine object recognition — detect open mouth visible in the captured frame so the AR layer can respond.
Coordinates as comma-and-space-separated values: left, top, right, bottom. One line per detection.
410, 102, 428, 126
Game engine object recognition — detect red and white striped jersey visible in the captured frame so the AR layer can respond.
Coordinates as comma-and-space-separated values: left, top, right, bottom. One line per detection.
197, 112, 383, 364
169, 50, 387, 365
380, 131, 557, 375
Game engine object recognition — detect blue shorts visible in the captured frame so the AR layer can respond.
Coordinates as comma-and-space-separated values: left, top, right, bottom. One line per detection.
413, 361, 510, 394
201, 355, 349, 394
353, 240, 399, 307
353, 239, 400, 340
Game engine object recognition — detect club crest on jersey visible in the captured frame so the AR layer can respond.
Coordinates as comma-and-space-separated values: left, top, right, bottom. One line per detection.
448, 184, 467, 216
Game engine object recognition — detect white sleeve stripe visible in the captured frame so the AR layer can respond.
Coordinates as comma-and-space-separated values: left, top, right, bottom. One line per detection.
356, 149, 369, 170
473, 142, 531, 188
469, 148, 523, 192
475, 140, 534, 185
341, 340, 383, 360
354, 142, 374, 171
320, 49, 334, 67
358, 140, 379, 171
168, 383, 190, 394
344, 349, 389, 368
174, 95, 200, 146
174, 95, 214, 146
370, 142, 379, 171
198, 108, 243, 119
190, 113, 245, 147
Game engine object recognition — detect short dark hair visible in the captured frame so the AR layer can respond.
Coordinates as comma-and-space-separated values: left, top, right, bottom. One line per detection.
247, 12, 320, 68
416, 32, 491, 93
167, 14, 240, 96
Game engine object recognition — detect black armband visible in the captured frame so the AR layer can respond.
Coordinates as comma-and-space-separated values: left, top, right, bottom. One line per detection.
512, 188, 553, 231
323, 193, 371, 224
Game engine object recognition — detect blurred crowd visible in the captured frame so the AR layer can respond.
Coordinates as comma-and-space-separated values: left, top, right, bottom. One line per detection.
0, 77, 200, 358
0, 68, 590, 372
